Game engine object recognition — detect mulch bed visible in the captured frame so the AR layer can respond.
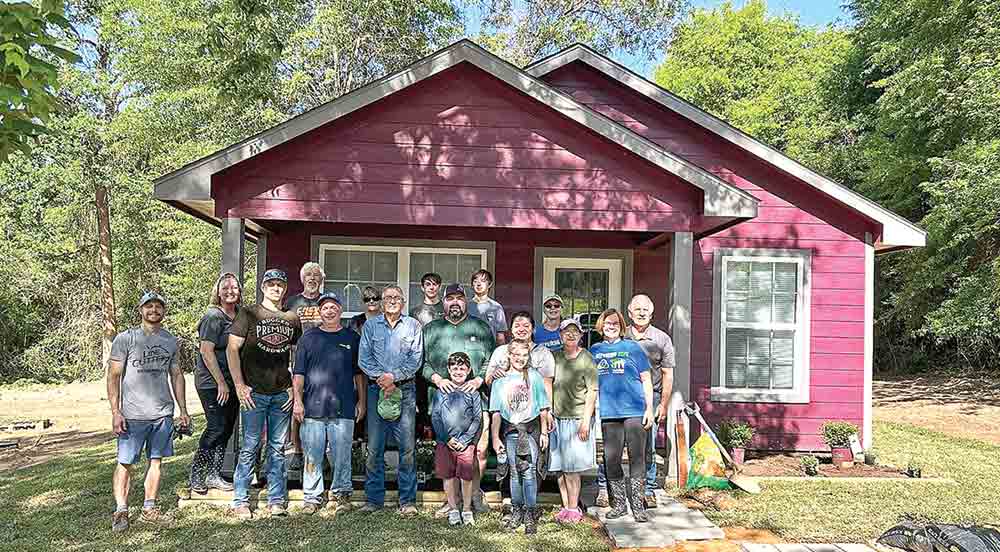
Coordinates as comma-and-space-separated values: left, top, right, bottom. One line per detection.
738, 453, 907, 478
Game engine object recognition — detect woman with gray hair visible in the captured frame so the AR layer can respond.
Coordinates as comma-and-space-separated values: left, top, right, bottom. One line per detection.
189, 272, 242, 493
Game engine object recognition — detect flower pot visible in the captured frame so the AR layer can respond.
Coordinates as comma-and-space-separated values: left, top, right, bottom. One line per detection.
831, 447, 853, 469
730, 447, 745, 465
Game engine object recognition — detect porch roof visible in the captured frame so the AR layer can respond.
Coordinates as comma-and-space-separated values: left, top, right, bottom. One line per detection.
153, 40, 758, 231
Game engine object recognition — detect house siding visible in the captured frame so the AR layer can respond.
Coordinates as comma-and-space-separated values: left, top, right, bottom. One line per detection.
265, 222, 669, 334
542, 62, 875, 450
212, 63, 702, 234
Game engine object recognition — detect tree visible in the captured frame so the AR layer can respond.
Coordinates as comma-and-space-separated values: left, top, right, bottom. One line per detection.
470, 0, 687, 66
0, 0, 79, 161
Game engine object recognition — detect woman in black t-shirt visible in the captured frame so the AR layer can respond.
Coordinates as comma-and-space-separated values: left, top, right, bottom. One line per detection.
189, 272, 242, 494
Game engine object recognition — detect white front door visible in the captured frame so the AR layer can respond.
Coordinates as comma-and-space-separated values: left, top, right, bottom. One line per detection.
541, 257, 623, 322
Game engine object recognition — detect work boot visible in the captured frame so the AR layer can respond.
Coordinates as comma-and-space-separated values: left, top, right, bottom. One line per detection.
626, 478, 648, 523
604, 480, 628, 520
523, 507, 539, 535
505, 505, 524, 532
205, 446, 234, 491
301, 503, 320, 515
111, 510, 129, 533
232, 505, 253, 520
188, 448, 211, 494
644, 491, 658, 509
335, 493, 354, 514
471, 489, 491, 513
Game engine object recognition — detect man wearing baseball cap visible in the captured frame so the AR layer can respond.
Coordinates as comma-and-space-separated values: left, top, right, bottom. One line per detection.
292, 291, 364, 515
226, 268, 302, 519
107, 291, 190, 533
422, 283, 496, 514
534, 293, 564, 352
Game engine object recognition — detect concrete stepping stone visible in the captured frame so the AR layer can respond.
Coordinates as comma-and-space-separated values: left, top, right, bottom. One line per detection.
739, 543, 878, 552
591, 490, 724, 548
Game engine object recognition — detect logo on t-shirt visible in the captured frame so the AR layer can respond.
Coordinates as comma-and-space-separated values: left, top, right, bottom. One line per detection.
505, 380, 530, 415
295, 305, 322, 327
256, 318, 295, 354
132, 344, 172, 373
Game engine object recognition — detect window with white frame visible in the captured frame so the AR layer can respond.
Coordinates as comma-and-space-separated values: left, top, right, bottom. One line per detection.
713, 249, 811, 403
318, 244, 488, 316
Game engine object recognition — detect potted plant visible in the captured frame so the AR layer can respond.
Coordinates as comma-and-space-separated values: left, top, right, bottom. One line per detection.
905, 459, 922, 478
800, 455, 819, 476
718, 419, 754, 464
864, 449, 878, 466
821, 421, 859, 469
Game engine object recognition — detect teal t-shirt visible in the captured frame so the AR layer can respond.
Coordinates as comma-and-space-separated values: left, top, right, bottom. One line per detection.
488, 369, 550, 425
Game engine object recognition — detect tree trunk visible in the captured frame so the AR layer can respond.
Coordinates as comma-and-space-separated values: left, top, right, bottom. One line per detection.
96, 184, 116, 370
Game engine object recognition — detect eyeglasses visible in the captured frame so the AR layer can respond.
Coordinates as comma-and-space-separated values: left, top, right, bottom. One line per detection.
382, 296, 403, 304
364, 296, 380, 303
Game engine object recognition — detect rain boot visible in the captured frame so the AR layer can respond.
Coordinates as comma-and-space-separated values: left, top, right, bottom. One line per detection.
627, 478, 648, 522
604, 479, 628, 519
188, 448, 211, 494
205, 446, 234, 491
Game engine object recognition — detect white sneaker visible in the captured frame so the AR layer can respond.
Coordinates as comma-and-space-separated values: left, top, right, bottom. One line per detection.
461, 511, 475, 526
447, 509, 462, 526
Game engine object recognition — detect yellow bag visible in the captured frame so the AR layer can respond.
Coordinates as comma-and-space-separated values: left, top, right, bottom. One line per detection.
685, 433, 731, 490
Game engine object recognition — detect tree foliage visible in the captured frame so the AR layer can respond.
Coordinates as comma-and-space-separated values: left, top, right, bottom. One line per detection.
0, 0, 80, 160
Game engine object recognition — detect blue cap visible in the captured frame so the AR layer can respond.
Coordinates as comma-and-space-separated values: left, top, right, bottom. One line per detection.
138, 291, 167, 308
317, 291, 342, 307
261, 268, 287, 283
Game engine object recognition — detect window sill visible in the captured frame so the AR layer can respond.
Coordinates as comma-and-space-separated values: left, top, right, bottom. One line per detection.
709, 387, 809, 404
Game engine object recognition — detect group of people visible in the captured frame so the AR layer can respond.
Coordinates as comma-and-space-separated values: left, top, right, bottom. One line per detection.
106, 262, 674, 537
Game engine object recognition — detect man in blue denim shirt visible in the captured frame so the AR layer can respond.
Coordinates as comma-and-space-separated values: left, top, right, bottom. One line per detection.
358, 284, 424, 515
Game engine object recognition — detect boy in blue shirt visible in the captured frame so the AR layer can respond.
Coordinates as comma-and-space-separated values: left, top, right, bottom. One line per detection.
431, 352, 483, 526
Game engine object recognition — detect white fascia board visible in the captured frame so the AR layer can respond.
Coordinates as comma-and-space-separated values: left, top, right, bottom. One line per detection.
527, 45, 926, 249
155, 40, 758, 219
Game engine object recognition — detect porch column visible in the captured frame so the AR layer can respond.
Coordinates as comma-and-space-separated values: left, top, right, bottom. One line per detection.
255, 233, 268, 305
221, 217, 245, 279
863, 232, 875, 449
665, 231, 693, 480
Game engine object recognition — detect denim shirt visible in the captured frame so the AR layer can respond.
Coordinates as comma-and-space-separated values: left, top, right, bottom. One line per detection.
359, 313, 423, 382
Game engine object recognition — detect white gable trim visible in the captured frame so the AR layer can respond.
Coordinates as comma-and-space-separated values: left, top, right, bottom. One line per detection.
154, 40, 758, 219
526, 44, 926, 250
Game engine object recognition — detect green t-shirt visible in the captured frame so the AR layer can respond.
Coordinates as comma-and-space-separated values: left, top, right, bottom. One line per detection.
422, 317, 496, 406
552, 349, 598, 419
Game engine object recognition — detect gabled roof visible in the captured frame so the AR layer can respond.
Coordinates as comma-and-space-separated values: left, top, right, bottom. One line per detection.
154, 39, 758, 222
526, 43, 926, 251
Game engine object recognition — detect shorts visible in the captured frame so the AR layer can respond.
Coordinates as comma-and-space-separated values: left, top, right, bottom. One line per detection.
117, 416, 174, 465
548, 417, 597, 473
434, 441, 476, 481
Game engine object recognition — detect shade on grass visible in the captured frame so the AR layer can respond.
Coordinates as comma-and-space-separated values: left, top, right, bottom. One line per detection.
702, 421, 1000, 542
0, 423, 608, 552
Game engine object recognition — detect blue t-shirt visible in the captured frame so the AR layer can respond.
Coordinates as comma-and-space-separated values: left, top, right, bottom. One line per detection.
489, 370, 550, 426
590, 339, 650, 419
293, 327, 361, 419
533, 325, 562, 352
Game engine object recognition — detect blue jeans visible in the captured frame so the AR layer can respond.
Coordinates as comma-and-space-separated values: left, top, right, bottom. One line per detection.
233, 390, 291, 507
505, 432, 539, 507
365, 381, 417, 506
597, 391, 661, 494
301, 417, 355, 504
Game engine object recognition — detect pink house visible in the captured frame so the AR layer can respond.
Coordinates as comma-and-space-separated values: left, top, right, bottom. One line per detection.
154, 41, 924, 453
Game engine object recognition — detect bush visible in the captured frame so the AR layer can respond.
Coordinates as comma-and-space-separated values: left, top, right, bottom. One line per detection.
718, 419, 754, 449
800, 455, 819, 476
821, 421, 858, 448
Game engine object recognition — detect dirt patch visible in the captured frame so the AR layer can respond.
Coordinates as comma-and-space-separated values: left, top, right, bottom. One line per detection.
0, 374, 203, 473
738, 453, 905, 478
874, 374, 1000, 445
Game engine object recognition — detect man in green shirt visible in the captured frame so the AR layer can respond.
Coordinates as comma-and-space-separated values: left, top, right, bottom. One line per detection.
423, 283, 496, 514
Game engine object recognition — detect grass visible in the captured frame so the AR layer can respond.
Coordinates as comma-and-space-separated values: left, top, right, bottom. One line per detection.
3, 420, 998, 550
702, 421, 1000, 542
0, 422, 608, 552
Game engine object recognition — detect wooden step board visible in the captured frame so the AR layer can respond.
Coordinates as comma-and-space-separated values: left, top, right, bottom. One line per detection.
177, 488, 568, 509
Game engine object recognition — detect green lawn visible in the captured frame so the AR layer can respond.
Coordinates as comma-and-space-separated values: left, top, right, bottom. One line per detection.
2, 421, 998, 550
702, 421, 1000, 542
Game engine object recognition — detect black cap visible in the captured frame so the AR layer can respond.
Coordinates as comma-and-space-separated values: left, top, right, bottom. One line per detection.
262, 268, 287, 284
317, 291, 342, 307
137, 291, 167, 309
444, 283, 466, 297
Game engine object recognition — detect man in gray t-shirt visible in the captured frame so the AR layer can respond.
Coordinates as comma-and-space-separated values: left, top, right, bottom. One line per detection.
468, 269, 508, 345
107, 292, 189, 533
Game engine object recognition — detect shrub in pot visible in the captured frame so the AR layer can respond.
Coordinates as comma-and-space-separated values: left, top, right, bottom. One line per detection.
718, 419, 754, 464
821, 421, 859, 469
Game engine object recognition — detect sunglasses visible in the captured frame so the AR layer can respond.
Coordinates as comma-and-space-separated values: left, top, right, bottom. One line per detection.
544, 303, 561, 309
364, 296, 381, 303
